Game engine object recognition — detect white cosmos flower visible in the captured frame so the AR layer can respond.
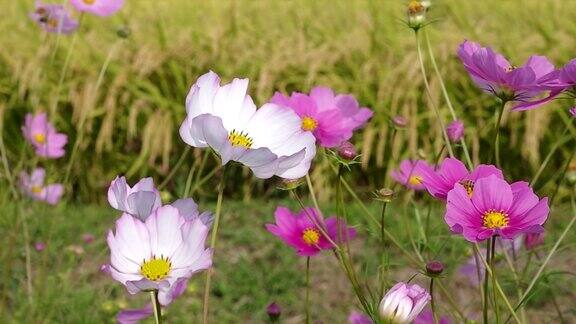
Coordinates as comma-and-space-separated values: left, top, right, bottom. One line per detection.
105, 205, 212, 305
179, 71, 316, 179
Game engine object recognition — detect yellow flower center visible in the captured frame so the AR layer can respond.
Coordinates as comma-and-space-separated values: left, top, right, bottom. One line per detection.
83, 0, 96, 4
228, 130, 253, 148
140, 256, 171, 281
31, 185, 43, 194
302, 228, 320, 245
301, 116, 318, 132
483, 210, 509, 229
408, 175, 423, 186
460, 180, 474, 198
34, 133, 46, 144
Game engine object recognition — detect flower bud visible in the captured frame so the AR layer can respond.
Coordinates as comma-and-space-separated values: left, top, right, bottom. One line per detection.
407, 1, 427, 29
266, 302, 281, 321
375, 188, 395, 202
392, 116, 408, 128
446, 120, 464, 142
338, 141, 357, 161
35, 241, 46, 252
524, 232, 545, 250
116, 25, 131, 39
420, 0, 432, 10
379, 282, 431, 323
426, 260, 444, 276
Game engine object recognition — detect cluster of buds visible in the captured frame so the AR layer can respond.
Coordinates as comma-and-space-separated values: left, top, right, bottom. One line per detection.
407, 0, 432, 30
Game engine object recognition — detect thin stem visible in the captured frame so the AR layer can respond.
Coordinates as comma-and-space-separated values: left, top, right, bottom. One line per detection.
430, 278, 439, 324
414, 31, 455, 158
158, 148, 190, 189
202, 165, 228, 324
305, 174, 322, 215
530, 127, 570, 187
305, 257, 311, 324
150, 290, 162, 324
424, 29, 473, 168
491, 237, 500, 323
550, 148, 575, 206
50, 13, 84, 118
493, 100, 507, 167
483, 239, 491, 324
0, 115, 18, 199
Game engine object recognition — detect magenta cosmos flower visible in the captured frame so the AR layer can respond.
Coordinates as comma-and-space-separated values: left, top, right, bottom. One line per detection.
265, 206, 356, 257
378, 282, 430, 324
348, 311, 373, 324
419, 157, 503, 200
458, 40, 556, 110
446, 120, 464, 142
391, 159, 431, 191
31, 1, 79, 34
105, 206, 212, 305
271, 87, 373, 148
20, 168, 64, 205
446, 175, 549, 242
70, 0, 124, 17
22, 112, 67, 159
179, 71, 316, 179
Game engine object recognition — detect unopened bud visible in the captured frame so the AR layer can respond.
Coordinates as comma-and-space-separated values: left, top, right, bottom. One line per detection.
376, 188, 395, 202
407, 1, 427, 29
116, 25, 131, 39
392, 116, 408, 128
267, 302, 281, 321
426, 260, 444, 276
446, 120, 465, 143
338, 141, 357, 161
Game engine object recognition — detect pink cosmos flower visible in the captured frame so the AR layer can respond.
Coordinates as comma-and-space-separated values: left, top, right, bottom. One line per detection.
413, 309, 451, 324
271, 87, 373, 148
22, 112, 67, 159
105, 206, 212, 306
446, 120, 464, 142
524, 232, 545, 250
31, 1, 78, 34
179, 71, 316, 179
107, 176, 162, 221
379, 282, 431, 323
348, 311, 373, 324
35, 242, 47, 252
446, 175, 549, 242
419, 158, 503, 200
265, 206, 356, 257
458, 40, 557, 110
391, 159, 431, 191
70, 0, 124, 17
20, 168, 64, 205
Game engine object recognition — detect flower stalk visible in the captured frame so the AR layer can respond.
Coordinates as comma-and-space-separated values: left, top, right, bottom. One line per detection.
150, 290, 163, 324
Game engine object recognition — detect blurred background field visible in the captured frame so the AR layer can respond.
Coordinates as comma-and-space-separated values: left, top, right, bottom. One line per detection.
2, 0, 576, 203
1, 0, 576, 322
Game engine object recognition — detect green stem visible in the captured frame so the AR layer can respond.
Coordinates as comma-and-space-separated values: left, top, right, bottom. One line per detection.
202, 165, 228, 324
424, 29, 473, 169
414, 31, 455, 158
430, 278, 439, 324
493, 100, 507, 167
483, 239, 491, 324
549, 148, 576, 206
530, 127, 570, 187
150, 290, 162, 324
491, 237, 500, 323
305, 173, 322, 215
158, 148, 190, 189
0, 116, 18, 199
305, 257, 311, 324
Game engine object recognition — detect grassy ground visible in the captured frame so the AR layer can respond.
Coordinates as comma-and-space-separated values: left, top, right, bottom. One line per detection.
1, 193, 574, 323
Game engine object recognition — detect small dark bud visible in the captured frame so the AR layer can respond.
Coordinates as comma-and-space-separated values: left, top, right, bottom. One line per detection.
116, 25, 131, 39
338, 141, 357, 161
426, 260, 444, 276
376, 188, 395, 202
267, 302, 281, 321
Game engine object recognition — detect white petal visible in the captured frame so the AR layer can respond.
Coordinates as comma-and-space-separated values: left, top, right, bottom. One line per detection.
146, 206, 185, 258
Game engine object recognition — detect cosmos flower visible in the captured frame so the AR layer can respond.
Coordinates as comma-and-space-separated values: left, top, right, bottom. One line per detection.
391, 159, 431, 191
179, 71, 316, 179
348, 311, 373, 324
20, 168, 64, 205
107, 177, 162, 221
105, 206, 212, 306
446, 120, 464, 142
419, 157, 503, 200
378, 282, 431, 324
35, 242, 47, 252
446, 175, 549, 242
413, 309, 452, 324
271, 87, 372, 148
30, 1, 78, 34
70, 0, 124, 17
265, 206, 356, 257
524, 232, 545, 250
22, 112, 67, 159
458, 40, 557, 110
